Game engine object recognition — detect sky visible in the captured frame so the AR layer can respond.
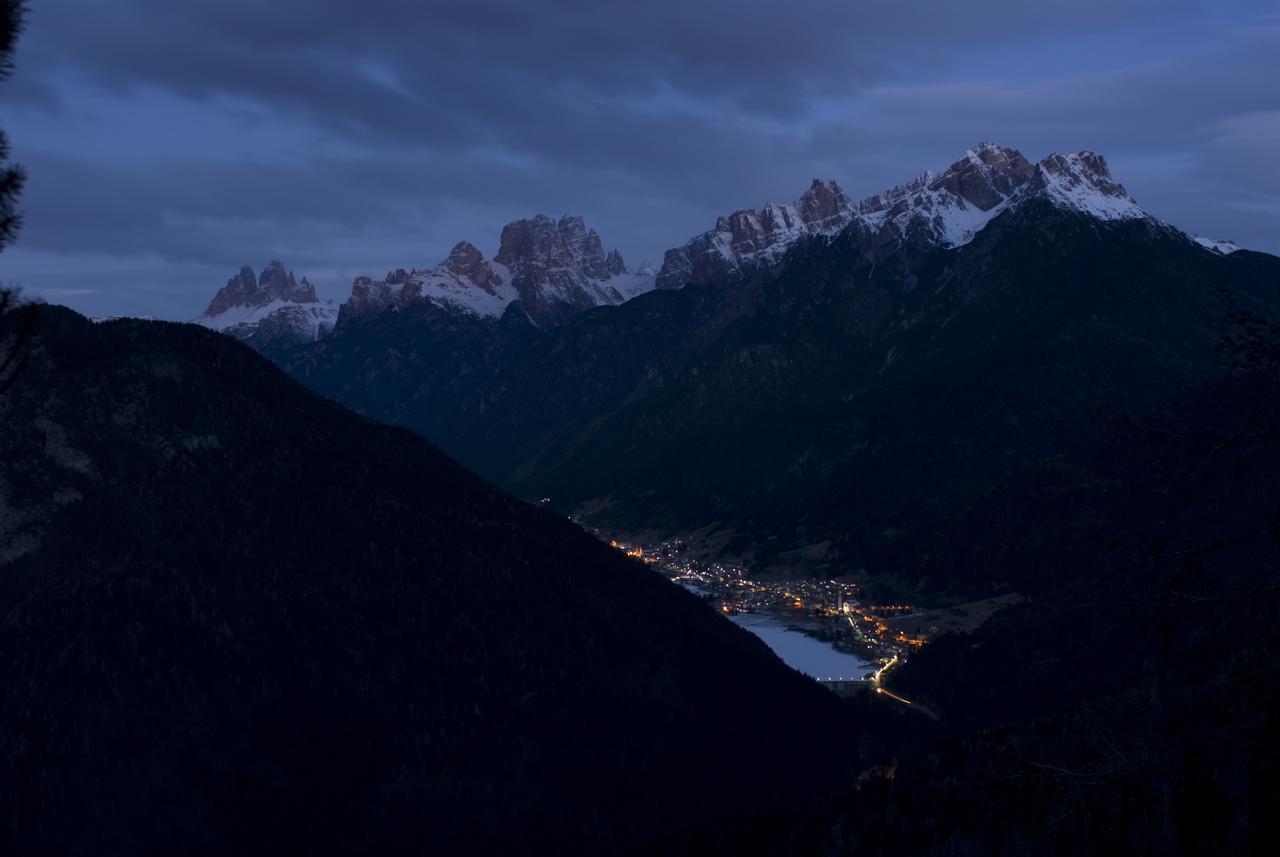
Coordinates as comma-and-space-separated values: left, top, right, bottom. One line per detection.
1, 0, 1277, 320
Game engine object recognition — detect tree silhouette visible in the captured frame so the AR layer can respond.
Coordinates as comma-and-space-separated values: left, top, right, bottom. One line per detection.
1, 1, 29, 394
1, 2, 26, 250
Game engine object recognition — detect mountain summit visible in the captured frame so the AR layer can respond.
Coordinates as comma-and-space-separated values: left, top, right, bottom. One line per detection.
495, 214, 649, 326
204, 260, 318, 316
194, 260, 338, 349
339, 213, 654, 330
657, 143, 1147, 289
656, 178, 859, 289
196, 143, 1225, 356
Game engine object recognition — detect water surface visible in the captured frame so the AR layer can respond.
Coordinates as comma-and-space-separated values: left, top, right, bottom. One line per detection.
729, 612, 872, 681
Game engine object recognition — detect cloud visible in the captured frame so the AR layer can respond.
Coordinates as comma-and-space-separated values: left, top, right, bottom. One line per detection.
26, 1, 1191, 117
2, 1, 1278, 318
35, 287, 99, 297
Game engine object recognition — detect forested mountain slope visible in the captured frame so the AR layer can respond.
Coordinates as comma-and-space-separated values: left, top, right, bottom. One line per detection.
285, 201, 1280, 597
0, 306, 872, 853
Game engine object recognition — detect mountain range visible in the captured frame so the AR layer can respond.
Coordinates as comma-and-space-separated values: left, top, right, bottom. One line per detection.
224, 143, 1275, 597
7, 139, 1280, 852
197, 214, 656, 348
196, 143, 1240, 354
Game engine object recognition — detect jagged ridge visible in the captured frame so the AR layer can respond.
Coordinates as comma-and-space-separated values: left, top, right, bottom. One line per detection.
197, 142, 1241, 351
656, 142, 1150, 289
194, 260, 338, 349
341, 214, 655, 329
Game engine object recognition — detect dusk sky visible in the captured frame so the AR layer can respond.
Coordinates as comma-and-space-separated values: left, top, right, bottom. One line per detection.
1, 0, 1277, 319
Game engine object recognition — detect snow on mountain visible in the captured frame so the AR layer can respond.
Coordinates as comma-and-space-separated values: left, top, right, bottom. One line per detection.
194, 261, 337, 348
196, 144, 1245, 346
1021, 152, 1145, 221
656, 179, 857, 289
657, 143, 1162, 290
198, 298, 339, 341
856, 141, 1038, 248
340, 215, 655, 329
342, 241, 520, 325
1192, 236, 1241, 255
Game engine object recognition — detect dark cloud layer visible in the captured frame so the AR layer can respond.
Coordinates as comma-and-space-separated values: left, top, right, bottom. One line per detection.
1, 1, 1277, 318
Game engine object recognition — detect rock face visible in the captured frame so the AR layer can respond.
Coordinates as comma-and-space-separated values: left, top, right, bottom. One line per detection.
199, 144, 1158, 347
203, 261, 318, 317
495, 215, 630, 326
1024, 151, 1144, 220
657, 179, 857, 290
442, 241, 495, 287
606, 249, 626, 277
656, 143, 1145, 289
854, 142, 1038, 246
339, 215, 655, 330
926, 142, 1036, 210
338, 242, 517, 329
195, 261, 337, 351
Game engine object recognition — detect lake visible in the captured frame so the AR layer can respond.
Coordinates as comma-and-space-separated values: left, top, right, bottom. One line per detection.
728, 612, 873, 681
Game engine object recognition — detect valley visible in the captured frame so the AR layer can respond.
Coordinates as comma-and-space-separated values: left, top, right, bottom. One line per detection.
7, 132, 1280, 854
600, 531, 1019, 702
6, 2, 1280, 851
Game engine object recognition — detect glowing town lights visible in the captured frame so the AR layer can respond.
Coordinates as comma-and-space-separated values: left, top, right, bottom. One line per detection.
595, 530, 926, 700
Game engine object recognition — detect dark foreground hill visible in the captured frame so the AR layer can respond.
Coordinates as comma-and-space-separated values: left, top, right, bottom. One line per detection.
0, 306, 879, 854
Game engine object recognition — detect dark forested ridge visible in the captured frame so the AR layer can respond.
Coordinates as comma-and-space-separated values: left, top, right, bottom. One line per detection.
690, 303, 1280, 854
283, 202, 1280, 598
830, 311, 1280, 853
0, 306, 893, 854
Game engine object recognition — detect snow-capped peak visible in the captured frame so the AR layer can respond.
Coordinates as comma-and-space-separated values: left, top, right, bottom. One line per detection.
194, 261, 338, 349
656, 143, 1168, 290
1020, 151, 1145, 221
854, 142, 1037, 247
339, 214, 655, 329
1192, 236, 1241, 255
655, 178, 858, 289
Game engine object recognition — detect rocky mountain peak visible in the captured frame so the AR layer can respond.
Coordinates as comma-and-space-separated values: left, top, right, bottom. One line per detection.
657, 142, 1154, 290
257, 260, 291, 293
930, 143, 1036, 211
1040, 151, 1117, 187
196, 260, 335, 349
656, 179, 857, 289
796, 179, 856, 232
442, 241, 496, 289
203, 260, 317, 318
606, 248, 626, 276
856, 143, 1035, 221
334, 213, 648, 329
496, 214, 613, 282
492, 214, 634, 325
1023, 151, 1143, 220
444, 240, 483, 271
